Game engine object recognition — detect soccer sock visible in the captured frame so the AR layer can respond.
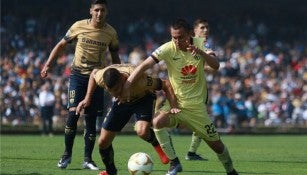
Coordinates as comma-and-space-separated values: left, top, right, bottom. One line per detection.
154, 128, 177, 160
146, 128, 159, 146
217, 146, 234, 173
99, 145, 117, 174
188, 132, 202, 153
64, 111, 79, 156
83, 113, 97, 162
147, 128, 169, 164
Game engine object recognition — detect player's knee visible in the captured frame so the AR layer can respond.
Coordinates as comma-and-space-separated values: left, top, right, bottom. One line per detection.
136, 128, 148, 140
152, 117, 164, 129
98, 136, 111, 149
98, 136, 105, 148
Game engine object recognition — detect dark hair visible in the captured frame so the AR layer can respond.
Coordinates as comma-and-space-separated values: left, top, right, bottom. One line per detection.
193, 18, 208, 28
171, 18, 191, 32
103, 68, 121, 89
91, 0, 107, 6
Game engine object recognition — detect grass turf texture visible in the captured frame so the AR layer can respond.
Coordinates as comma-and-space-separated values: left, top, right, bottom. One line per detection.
1, 134, 307, 175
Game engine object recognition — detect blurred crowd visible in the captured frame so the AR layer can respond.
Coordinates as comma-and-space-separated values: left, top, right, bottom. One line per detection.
1, 0, 306, 131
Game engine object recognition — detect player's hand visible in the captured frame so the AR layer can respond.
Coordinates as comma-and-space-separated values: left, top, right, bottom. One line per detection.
40, 64, 50, 78
76, 99, 90, 115
186, 42, 199, 56
170, 107, 181, 114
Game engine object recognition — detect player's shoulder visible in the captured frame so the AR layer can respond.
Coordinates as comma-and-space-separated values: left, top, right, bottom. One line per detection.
72, 19, 89, 26
158, 41, 174, 51
153, 41, 176, 59
107, 64, 135, 72
104, 23, 118, 34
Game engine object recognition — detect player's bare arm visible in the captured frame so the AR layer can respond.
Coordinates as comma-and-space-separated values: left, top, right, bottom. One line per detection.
41, 39, 68, 78
110, 50, 121, 64
76, 69, 98, 114
123, 56, 156, 101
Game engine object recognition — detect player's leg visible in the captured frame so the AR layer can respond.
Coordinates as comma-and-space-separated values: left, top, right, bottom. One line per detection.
98, 101, 132, 175
190, 106, 238, 175
83, 111, 99, 170
206, 140, 238, 175
98, 128, 117, 175
134, 120, 169, 164
82, 87, 104, 170
186, 132, 207, 160
57, 110, 79, 168
57, 72, 87, 169
153, 111, 182, 175
134, 94, 169, 164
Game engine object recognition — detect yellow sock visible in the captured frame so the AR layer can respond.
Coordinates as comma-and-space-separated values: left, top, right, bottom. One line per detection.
153, 128, 177, 160
188, 132, 202, 153
217, 146, 234, 173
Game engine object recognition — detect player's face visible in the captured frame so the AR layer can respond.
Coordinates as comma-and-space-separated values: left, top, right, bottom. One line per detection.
107, 80, 123, 99
90, 4, 108, 24
194, 22, 209, 40
171, 27, 191, 51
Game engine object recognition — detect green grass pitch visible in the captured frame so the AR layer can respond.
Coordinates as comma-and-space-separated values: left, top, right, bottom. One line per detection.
1, 134, 307, 175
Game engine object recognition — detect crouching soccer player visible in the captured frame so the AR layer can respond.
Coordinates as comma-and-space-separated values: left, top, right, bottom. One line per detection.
76, 64, 178, 175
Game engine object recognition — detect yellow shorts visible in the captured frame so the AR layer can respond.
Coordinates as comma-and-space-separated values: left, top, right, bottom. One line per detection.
160, 101, 220, 142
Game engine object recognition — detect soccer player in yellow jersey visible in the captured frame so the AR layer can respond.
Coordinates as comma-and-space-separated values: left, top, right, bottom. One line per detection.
40, 0, 120, 170
123, 19, 238, 175
75, 64, 178, 175
185, 18, 216, 161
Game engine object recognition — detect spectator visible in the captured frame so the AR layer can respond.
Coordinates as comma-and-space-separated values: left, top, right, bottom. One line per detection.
39, 82, 55, 136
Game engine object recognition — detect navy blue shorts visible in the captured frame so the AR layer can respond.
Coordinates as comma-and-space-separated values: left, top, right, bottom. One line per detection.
68, 70, 104, 112
102, 94, 156, 132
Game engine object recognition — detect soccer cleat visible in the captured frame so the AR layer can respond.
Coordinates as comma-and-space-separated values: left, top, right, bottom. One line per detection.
166, 160, 182, 175
83, 161, 99, 170
185, 152, 207, 161
57, 156, 71, 169
98, 170, 117, 175
154, 145, 170, 164
227, 169, 239, 175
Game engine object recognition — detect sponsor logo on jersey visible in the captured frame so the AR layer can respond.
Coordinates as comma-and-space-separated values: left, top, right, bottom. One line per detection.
181, 65, 197, 76
180, 65, 197, 84
81, 37, 107, 47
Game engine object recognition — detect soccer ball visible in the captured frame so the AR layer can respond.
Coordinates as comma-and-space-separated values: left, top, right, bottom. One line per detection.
127, 152, 154, 175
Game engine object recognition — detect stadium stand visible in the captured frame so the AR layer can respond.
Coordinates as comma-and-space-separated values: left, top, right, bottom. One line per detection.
1, 0, 306, 134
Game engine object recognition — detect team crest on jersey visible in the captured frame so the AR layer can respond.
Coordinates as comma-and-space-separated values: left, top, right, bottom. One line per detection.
194, 55, 201, 60
181, 65, 197, 76
154, 48, 162, 56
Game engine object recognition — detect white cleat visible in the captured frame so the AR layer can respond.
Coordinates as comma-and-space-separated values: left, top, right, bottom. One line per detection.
83, 161, 99, 170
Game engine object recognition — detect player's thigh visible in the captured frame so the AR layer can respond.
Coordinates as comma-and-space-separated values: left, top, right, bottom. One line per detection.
102, 102, 133, 132
67, 73, 88, 110
178, 108, 220, 141
152, 111, 171, 128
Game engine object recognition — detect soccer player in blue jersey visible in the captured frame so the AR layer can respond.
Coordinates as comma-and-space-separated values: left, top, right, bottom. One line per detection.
123, 19, 238, 175
41, 0, 120, 170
